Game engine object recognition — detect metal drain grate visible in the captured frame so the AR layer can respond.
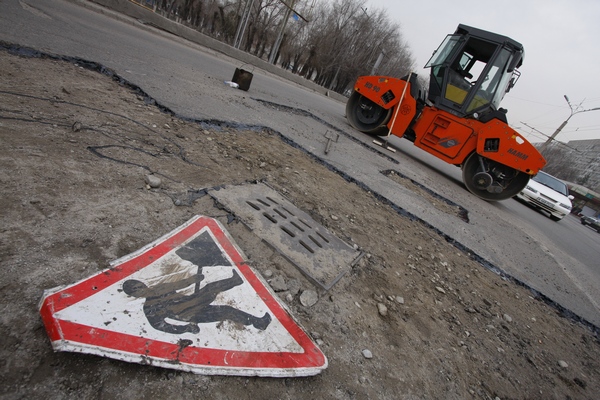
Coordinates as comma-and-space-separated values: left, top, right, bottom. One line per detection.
209, 183, 362, 290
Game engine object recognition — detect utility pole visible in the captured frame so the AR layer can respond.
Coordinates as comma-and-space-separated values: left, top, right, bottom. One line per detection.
360, 7, 385, 76
370, 50, 386, 75
538, 95, 600, 154
233, 0, 255, 49
269, 0, 297, 64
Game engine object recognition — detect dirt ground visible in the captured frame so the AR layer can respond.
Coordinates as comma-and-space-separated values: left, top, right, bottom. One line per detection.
1, 49, 600, 400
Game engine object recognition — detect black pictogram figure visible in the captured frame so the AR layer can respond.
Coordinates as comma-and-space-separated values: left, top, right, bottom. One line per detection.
123, 232, 271, 334
123, 269, 271, 334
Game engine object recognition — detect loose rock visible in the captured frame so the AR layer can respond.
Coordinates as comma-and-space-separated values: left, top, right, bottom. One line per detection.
299, 289, 318, 307
144, 174, 161, 188
269, 275, 287, 292
262, 269, 273, 279
287, 278, 301, 296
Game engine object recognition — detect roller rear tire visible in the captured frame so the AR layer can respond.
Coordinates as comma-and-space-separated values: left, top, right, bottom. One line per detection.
346, 91, 391, 135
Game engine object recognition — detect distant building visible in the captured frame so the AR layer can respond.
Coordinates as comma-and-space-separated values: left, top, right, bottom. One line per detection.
568, 183, 600, 217
536, 139, 600, 216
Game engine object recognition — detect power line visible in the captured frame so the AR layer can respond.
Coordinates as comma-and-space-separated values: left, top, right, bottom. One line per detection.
538, 95, 600, 153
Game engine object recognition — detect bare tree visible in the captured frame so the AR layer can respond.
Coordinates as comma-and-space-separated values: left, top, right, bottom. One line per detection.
151, 0, 415, 94
242, 1, 282, 55
277, 0, 414, 93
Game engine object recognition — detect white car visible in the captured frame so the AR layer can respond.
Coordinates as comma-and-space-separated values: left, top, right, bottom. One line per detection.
515, 171, 574, 221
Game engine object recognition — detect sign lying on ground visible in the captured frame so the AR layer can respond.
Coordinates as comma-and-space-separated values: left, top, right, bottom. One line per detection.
39, 216, 327, 377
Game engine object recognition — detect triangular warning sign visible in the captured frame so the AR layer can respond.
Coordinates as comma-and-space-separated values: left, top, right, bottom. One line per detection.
39, 216, 327, 377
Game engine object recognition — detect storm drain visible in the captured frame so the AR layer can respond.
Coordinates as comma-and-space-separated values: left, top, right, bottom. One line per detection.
209, 183, 362, 290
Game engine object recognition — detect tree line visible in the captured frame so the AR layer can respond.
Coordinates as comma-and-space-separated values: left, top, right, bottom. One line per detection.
151, 0, 415, 94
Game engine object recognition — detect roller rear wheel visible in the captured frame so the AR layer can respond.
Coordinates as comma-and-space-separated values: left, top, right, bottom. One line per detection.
462, 152, 530, 201
346, 91, 391, 135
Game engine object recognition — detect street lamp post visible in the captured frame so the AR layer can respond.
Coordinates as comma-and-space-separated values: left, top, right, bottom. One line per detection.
538, 95, 600, 153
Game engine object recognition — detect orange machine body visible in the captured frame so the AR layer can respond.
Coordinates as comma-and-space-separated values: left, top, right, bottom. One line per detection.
353, 75, 545, 175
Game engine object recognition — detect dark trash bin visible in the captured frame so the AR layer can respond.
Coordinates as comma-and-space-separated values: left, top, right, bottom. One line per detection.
232, 65, 253, 91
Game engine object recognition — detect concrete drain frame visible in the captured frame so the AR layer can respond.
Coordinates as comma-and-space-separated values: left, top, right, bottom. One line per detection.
209, 182, 362, 290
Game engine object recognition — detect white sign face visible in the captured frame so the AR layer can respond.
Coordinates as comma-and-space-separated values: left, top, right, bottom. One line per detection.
40, 216, 327, 377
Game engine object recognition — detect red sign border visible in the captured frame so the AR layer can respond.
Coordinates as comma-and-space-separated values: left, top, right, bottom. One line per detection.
39, 216, 326, 372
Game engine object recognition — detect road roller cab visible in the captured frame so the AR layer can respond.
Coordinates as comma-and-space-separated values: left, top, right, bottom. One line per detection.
425, 24, 524, 123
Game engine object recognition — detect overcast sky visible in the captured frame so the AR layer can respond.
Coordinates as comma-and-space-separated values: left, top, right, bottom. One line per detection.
363, 0, 600, 144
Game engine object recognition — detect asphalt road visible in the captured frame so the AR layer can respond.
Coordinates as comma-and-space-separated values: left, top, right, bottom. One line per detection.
388, 135, 600, 272
2, 0, 599, 327
509, 199, 600, 268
